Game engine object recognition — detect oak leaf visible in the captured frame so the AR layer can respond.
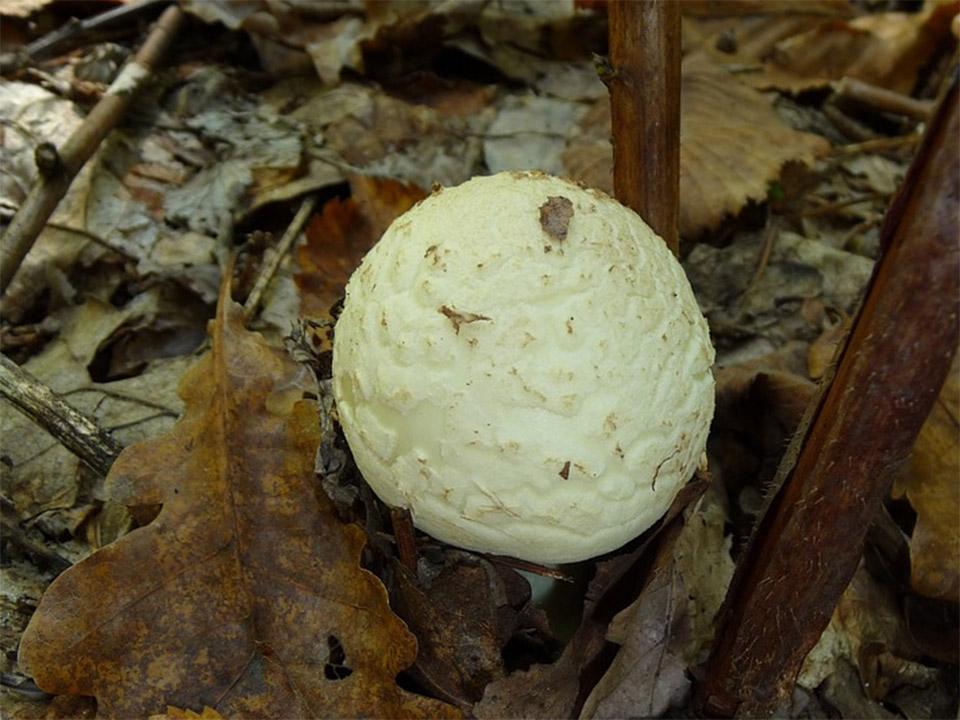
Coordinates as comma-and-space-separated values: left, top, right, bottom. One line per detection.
18, 282, 458, 720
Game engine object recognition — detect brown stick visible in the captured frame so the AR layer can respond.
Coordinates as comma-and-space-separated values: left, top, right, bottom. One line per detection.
0, 5, 184, 295
243, 195, 318, 323
698, 78, 959, 718
391, 507, 419, 573
607, 0, 680, 255
835, 77, 934, 120
0, 354, 123, 477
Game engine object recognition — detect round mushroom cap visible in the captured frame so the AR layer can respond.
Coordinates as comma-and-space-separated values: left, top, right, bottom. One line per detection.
333, 172, 715, 564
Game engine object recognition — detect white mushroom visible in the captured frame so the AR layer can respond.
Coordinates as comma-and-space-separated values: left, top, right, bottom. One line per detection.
333, 171, 715, 564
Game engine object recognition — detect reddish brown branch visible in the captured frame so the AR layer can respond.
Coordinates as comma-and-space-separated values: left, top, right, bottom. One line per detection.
607, 0, 681, 255
698, 79, 959, 717
391, 507, 419, 573
0, 6, 184, 295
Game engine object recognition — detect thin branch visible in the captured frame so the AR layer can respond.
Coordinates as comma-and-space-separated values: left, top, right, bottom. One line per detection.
0, 5, 185, 295
0, 354, 123, 477
243, 195, 318, 322
607, 0, 681, 255
828, 133, 921, 157
698, 76, 959, 718
0, 516, 73, 573
0, 0, 172, 75
390, 507, 419, 573
834, 77, 934, 120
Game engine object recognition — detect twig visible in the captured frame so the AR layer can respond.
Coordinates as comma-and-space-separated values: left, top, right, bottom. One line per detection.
243, 195, 318, 322
0, 0, 172, 75
740, 222, 776, 301
824, 101, 877, 142
834, 77, 934, 120
0, 354, 123, 477
698, 77, 959, 718
0, 5, 184, 295
607, 0, 681, 255
798, 193, 881, 218
484, 555, 574, 582
390, 507, 419, 573
828, 133, 921, 157
0, 516, 72, 573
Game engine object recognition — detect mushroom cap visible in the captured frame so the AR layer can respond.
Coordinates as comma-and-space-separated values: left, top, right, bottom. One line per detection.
333, 172, 715, 563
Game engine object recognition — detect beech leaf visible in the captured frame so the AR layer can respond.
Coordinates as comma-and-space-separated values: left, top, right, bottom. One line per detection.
563, 65, 829, 238
18, 281, 458, 720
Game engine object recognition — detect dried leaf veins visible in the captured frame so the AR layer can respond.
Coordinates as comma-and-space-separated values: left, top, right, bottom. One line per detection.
18, 280, 458, 720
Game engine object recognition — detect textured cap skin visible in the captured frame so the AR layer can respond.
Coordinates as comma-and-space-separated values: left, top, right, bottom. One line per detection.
333, 172, 715, 563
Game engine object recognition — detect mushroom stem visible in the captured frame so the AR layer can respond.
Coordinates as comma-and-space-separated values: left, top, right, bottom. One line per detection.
607, 0, 681, 255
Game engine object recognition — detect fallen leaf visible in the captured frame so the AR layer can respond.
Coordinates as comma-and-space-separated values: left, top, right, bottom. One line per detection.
579, 491, 734, 719
800, 563, 939, 703
475, 480, 707, 719
392, 551, 544, 708
272, 80, 490, 188
485, 94, 586, 176
296, 175, 428, 321
578, 523, 692, 719
149, 706, 225, 720
18, 282, 459, 719
755, 4, 960, 94
807, 313, 851, 379
685, 229, 873, 359
0, 82, 104, 322
896, 351, 960, 602
563, 65, 829, 238
687, 3, 960, 95
1, 296, 186, 531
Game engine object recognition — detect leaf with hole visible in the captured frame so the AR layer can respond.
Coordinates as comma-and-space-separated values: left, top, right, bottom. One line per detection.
18, 281, 458, 720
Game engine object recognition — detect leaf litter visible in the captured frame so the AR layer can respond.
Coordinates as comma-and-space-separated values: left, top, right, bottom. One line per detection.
1, 1, 957, 718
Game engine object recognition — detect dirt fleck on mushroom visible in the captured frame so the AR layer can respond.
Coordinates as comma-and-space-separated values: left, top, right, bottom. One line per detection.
540, 196, 574, 242
438, 305, 492, 334
559, 461, 571, 479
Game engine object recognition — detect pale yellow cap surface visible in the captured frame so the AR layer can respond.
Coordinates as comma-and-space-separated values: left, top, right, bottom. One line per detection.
333, 172, 714, 563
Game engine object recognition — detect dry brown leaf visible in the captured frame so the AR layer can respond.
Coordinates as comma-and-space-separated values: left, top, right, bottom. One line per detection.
681, 1, 853, 17
18, 282, 458, 720
563, 66, 829, 238
897, 351, 960, 602
149, 707, 225, 720
296, 175, 428, 321
694, 3, 960, 94
475, 481, 707, 720
392, 553, 541, 708
578, 523, 691, 719
807, 314, 851, 379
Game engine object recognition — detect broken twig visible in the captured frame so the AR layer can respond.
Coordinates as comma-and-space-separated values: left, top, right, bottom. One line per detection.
0, 5, 184, 295
243, 195, 318, 322
0, 354, 123, 477
607, 0, 680, 255
834, 77, 934, 120
698, 76, 959, 718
